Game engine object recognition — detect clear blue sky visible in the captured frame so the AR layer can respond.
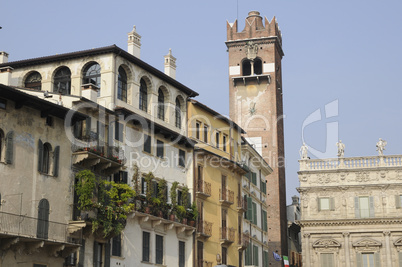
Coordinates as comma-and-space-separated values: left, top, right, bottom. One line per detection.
2, 0, 402, 204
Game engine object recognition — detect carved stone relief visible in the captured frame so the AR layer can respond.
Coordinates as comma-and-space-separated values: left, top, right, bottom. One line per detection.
356, 172, 370, 183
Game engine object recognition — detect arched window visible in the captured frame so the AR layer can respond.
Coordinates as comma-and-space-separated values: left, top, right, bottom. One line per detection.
83, 63, 101, 95
53, 67, 71, 95
37, 199, 49, 239
175, 98, 182, 129
139, 78, 148, 112
157, 89, 165, 120
254, 58, 262, 75
118, 67, 127, 102
242, 60, 251, 76
25, 72, 42, 90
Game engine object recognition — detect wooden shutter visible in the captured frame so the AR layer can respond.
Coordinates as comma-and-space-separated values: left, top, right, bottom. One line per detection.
252, 172, 257, 185
253, 245, 259, 266
330, 198, 335, 211
179, 241, 185, 267
93, 241, 99, 266
355, 197, 360, 218
78, 239, 85, 267
245, 243, 251, 265
104, 241, 111, 267
374, 252, 381, 267
5, 131, 13, 164
156, 235, 163, 264
396, 195, 401, 209
53, 146, 60, 177
369, 196, 375, 218
142, 232, 150, 262
246, 196, 253, 221
38, 139, 43, 172
356, 252, 362, 267
187, 193, 191, 208
252, 202, 257, 225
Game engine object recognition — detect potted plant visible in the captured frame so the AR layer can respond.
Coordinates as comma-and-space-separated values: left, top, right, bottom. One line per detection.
158, 179, 168, 218
144, 172, 155, 213
187, 202, 198, 227
169, 181, 179, 221
176, 205, 187, 224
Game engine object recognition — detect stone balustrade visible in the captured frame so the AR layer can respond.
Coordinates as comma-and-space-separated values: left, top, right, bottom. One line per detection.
299, 155, 402, 171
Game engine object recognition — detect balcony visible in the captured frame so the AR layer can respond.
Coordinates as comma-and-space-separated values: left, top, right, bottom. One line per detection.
220, 227, 235, 245
237, 196, 247, 213
197, 220, 213, 239
0, 211, 81, 256
196, 180, 211, 199
237, 232, 250, 250
219, 188, 234, 206
197, 260, 213, 267
72, 145, 125, 175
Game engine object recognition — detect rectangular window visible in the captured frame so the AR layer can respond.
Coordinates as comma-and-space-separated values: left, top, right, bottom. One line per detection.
144, 134, 151, 154
245, 243, 252, 265
196, 122, 200, 139
142, 231, 150, 262
112, 234, 122, 257
157, 140, 164, 158
359, 196, 370, 218
113, 171, 128, 184
94, 241, 103, 267
204, 125, 209, 143
396, 195, 402, 209
318, 197, 335, 211
222, 247, 227, 265
263, 250, 269, 267
141, 177, 146, 195
362, 253, 374, 267
251, 172, 257, 185
215, 131, 220, 148
115, 121, 124, 141
178, 149, 185, 167
33, 265, 47, 267
320, 253, 334, 267
0, 99, 6, 110
223, 134, 227, 152
253, 245, 259, 266
179, 241, 185, 267
252, 202, 257, 225
155, 234, 164, 264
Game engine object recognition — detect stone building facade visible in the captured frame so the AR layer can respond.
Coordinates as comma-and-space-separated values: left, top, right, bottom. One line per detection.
298, 155, 402, 267
226, 11, 288, 263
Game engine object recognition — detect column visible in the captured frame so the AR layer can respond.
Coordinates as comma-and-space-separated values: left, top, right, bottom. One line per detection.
303, 233, 311, 267
343, 232, 351, 267
384, 231, 392, 267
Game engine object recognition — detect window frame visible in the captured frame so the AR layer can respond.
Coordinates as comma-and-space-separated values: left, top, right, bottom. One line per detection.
25, 71, 42, 90
143, 134, 152, 154
139, 79, 148, 112
178, 149, 185, 167
203, 125, 209, 143
117, 66, 128, 102
155, 234, 164, 264
53, 67, 71, 95
142, 231, 150, 262
175, 98, 182, 129
112, 234, 122, 257
156, 140, 164, 158
179, 241, 185, 267
157, 89, 165, 120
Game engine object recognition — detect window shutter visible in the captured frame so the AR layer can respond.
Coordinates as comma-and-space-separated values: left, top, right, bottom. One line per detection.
122, 171, 128, 184
85, 117, 91, 138
356, 252, 362, 267
375, 252, 381, 267
93, 241, 99, 266
355, 197, 360, 218
38, 139, 43, 172
252, 172, 257, 185
187, 192, 191, 208
369, 196, 375, 218
246, 196, 253, 221
165, 184, 168, 202
74, 121, 82, 139
78, 239, 85, 267
104, 241, 111, 267
252, 202, 257, 225
152, 181, 158, 198
141, 178, 146, 194
53, 146, 60, 177
253, 245, 259, 266
330, 198, 335, 211
318, 198, 321, 211
5, 131, 13, 164
396, 195, 401, 209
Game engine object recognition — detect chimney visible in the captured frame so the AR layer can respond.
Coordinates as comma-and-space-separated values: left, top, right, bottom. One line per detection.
292, 195, 299, 205
127, 26, 141, 58
0, 52, 9, 64
164, 48, 176, 79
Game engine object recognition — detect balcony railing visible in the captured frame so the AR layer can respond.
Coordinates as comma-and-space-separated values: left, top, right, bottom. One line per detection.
237, 195, 247, 212
196, 180, 211, 198
220, 227, 235, 243
238, 232, 250, 249
219, 188, 234, 205
197, 220, 213, 237
197, 259, 212, 267
299, 155, 402, 171
0, 211, 81, 244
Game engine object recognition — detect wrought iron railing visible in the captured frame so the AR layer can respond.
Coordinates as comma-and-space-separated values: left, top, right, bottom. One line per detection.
237, 195, 246, 210
220, 227, 235, 242
238, 232, 250, 248
0, 211, 81, 244
196, 180, 211, 196
72, 144, 125, 164
220, 188, 234, 204
197, 220, 212, 236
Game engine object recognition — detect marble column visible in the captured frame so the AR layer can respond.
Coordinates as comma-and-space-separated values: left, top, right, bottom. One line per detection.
304, 233, 311, 267
343, 232, 350, 267
384, 231, 392, 267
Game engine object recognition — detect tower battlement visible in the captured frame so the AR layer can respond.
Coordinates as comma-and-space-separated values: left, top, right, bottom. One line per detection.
227, 11, 282, 45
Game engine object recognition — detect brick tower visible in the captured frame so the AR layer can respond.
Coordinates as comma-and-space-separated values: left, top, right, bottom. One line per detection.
226, 11, 287, 265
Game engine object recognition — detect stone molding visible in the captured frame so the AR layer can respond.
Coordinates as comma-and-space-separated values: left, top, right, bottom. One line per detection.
312, 239, 341, 248
299, 218, 402, 227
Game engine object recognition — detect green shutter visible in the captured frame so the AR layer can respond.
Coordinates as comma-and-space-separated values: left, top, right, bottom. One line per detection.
396, 195, 401, 209
252, 202, 257, 225
252, 172, 257, 185
104, 241, 111, 267
374, 252, 381, 267
38, 139, 43, 172
5, 131, 13, 164
246, 196, 253, 221
356, 252, 362, 267
369, 196, 375, 218
245, 243, 252, 265
93, 241, 99, 266
78, 239, 85, 267
355, 197, 360, 218
187, 193, 191, 208
253, 245, 259, 266
245, 172, 251, 180
53, 146, 60, 177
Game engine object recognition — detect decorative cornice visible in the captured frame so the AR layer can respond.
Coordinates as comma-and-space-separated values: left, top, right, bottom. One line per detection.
352, 238, 382, 247
299, 218, 402, 227
312, 239, 341, 248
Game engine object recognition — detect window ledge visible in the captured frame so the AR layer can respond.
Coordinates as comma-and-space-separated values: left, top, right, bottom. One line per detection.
140, 261, 153, 265
38, 172, 54, 178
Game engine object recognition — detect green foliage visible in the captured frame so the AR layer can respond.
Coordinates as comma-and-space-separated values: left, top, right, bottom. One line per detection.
176, 205, 187, 221
144, 172, 155, 202
74, 170, 136, 238
188, 202, 198, 221
170, 181, 179, 208
132, 163, 140, 194
158, 179, 168, 204
182, 185, 189, 208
